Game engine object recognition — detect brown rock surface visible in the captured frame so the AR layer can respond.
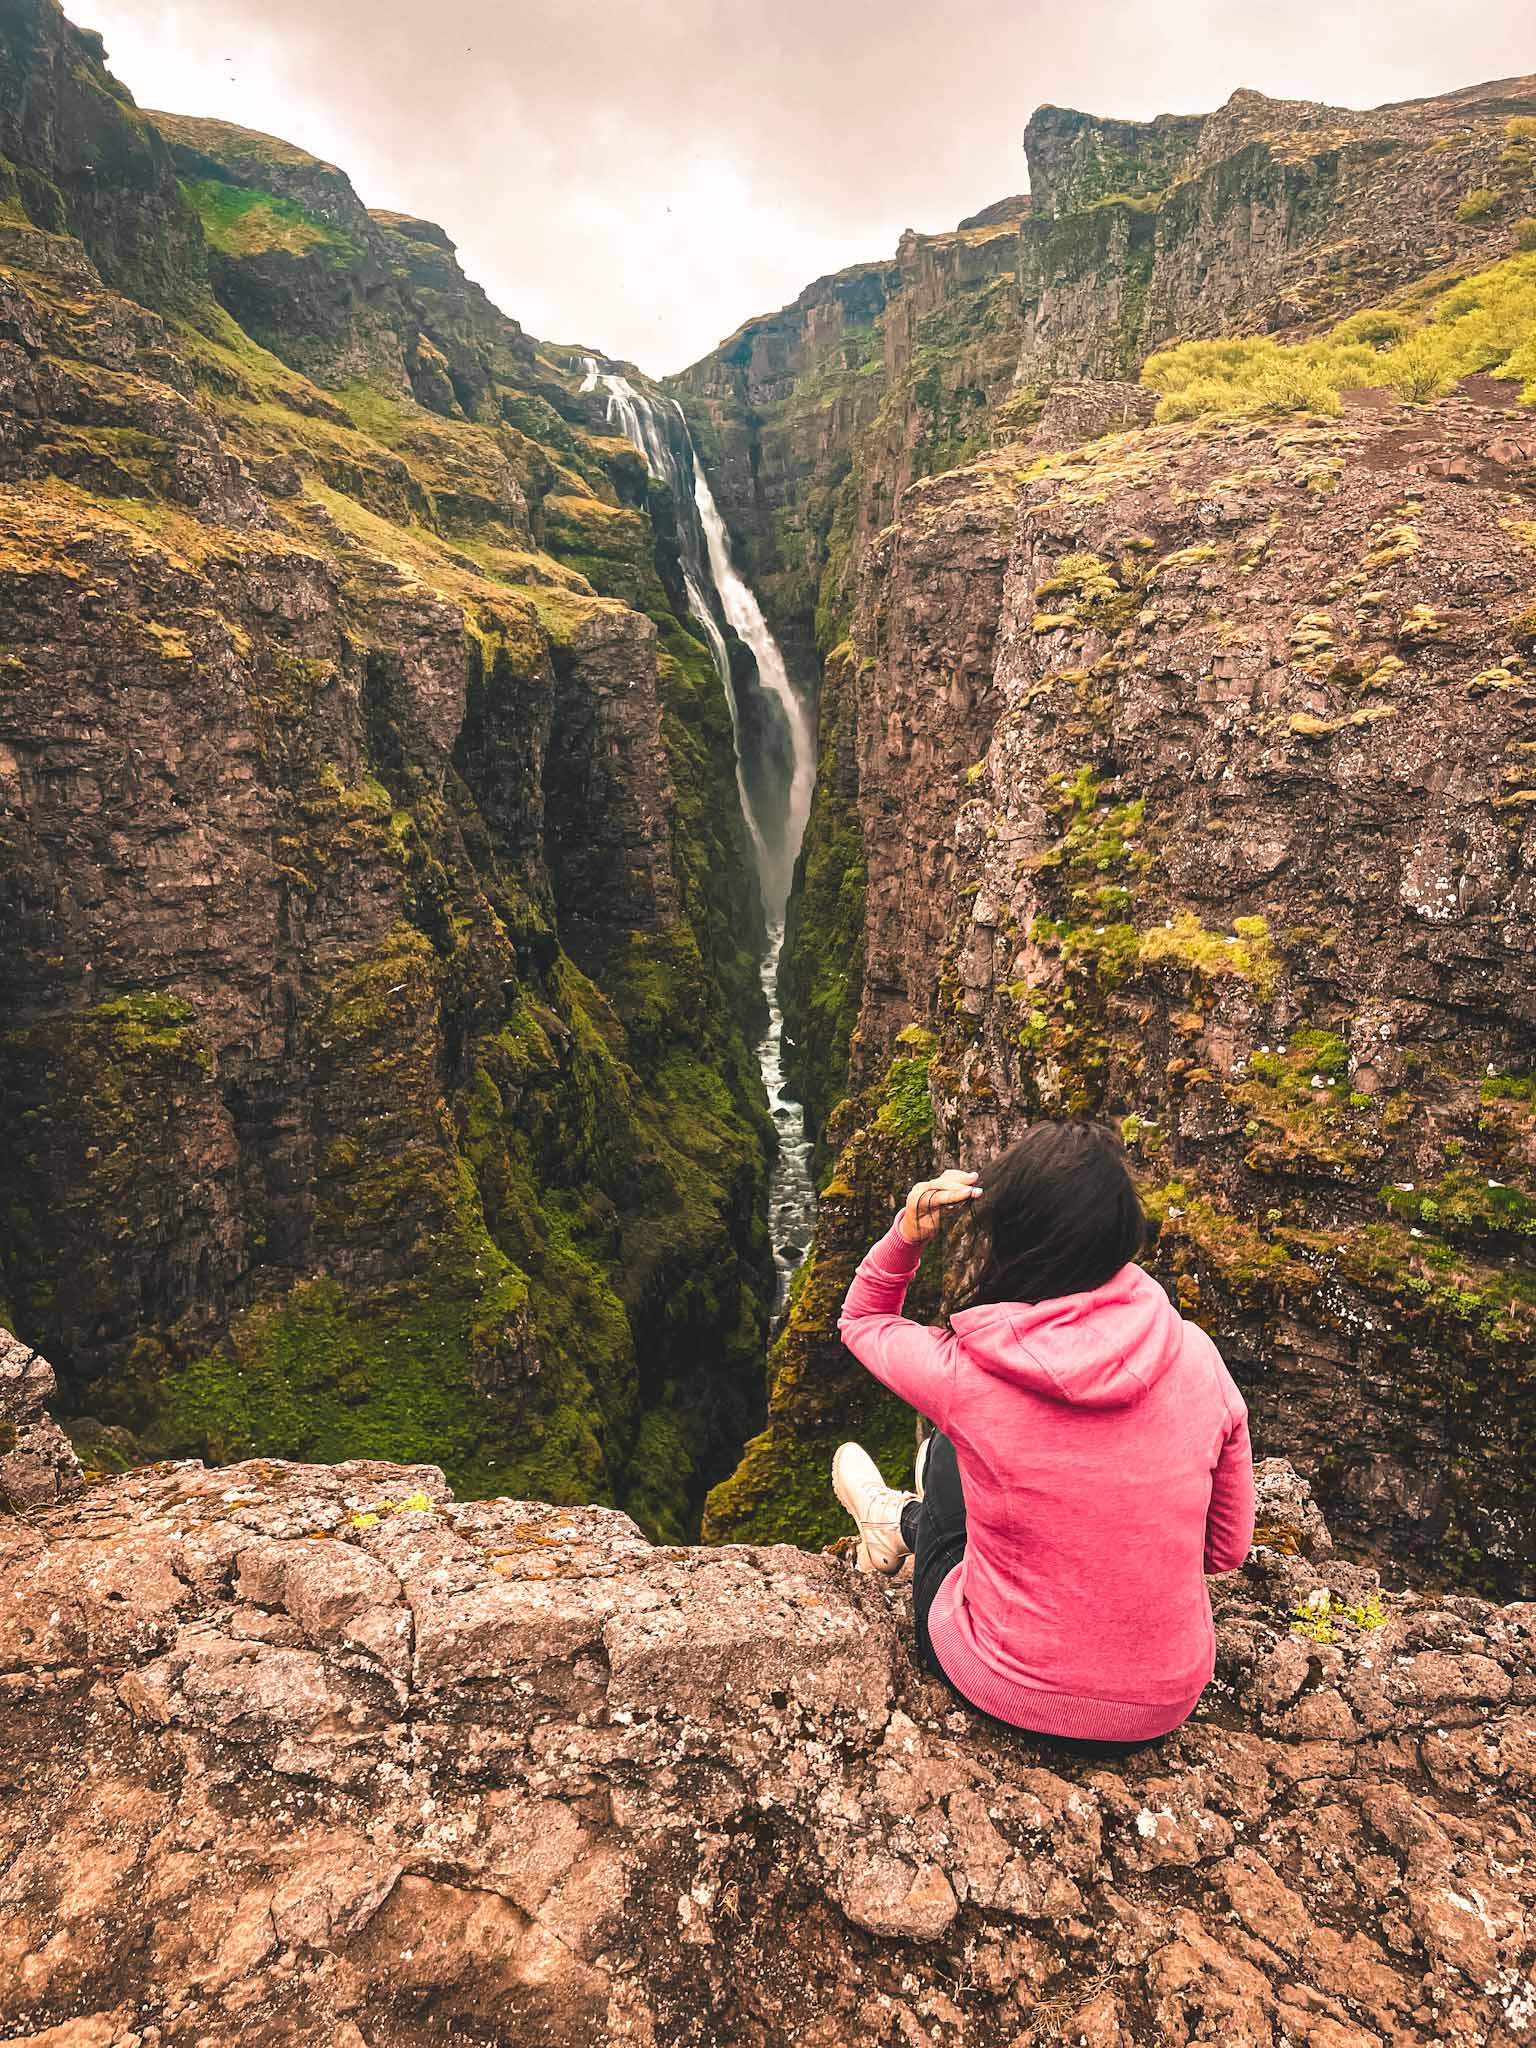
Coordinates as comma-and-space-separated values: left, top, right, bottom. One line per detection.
2, 1448, 1533, 2046
0, 1325, 81, 1506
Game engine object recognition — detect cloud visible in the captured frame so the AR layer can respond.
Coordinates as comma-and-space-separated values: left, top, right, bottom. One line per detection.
78, 0, 1535, 374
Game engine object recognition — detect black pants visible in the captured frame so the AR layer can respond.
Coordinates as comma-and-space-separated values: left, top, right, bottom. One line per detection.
899, 1431, 1162, 1758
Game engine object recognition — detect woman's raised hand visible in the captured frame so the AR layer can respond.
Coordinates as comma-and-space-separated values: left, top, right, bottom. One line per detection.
898, 1169, 981, 1244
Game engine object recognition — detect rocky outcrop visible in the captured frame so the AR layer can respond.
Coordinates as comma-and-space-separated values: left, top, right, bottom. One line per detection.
0, 0, 771, 1539
0, 1326, 81, 1506
3, 1442, 1533, 2046
1025, 378, 1157, 453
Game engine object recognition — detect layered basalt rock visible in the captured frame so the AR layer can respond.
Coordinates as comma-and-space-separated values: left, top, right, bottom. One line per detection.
3, 1430, 1533, 2047
0, 0, 770, 1538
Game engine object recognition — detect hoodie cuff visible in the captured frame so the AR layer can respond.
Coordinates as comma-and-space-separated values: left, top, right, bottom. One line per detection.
866, 1209, 923, 1278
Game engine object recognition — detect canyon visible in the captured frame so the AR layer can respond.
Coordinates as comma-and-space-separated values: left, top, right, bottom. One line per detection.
0, 0, 1534, 2036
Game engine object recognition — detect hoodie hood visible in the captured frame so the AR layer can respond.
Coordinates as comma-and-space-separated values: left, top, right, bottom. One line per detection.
947, 1262, 1185, 1409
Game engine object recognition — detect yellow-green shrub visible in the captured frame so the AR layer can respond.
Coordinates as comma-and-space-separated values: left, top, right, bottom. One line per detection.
1332, 307, 1413, 348
1457, 187, 1503, 222
1377, 329, 1461, 402
1250, 352, 1343, 416
1139, 250, 1536, 417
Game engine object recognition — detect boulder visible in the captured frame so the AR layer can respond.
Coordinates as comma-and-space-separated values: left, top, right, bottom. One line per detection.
0, 1326, 82, 1509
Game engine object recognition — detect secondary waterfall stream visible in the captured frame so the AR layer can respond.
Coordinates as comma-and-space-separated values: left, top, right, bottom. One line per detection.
586, 358, 817, 1309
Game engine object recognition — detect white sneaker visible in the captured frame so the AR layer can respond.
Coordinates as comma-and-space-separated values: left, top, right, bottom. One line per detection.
914, 1434, 932, 1500
832, 1442, 917, 1576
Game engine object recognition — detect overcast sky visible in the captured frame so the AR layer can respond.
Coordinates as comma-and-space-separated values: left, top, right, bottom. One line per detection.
80, 1, 1532, 376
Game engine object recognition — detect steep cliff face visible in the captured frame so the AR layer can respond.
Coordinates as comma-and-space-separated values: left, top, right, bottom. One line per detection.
1017, 78, 1536, 384
0, 0, 770, 1539
674, 77, 1534, 1158
4, 1348, 1533, 2048
700, 79, 1536, 1586
945, 393, 1535, 1589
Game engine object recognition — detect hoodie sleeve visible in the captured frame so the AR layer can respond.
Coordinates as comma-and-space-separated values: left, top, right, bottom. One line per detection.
1204, 1395, 1256, 1574
837, 1213, 959, 1429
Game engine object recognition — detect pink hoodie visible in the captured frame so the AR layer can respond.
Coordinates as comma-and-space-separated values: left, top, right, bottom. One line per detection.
838, 1216, 1256, 1742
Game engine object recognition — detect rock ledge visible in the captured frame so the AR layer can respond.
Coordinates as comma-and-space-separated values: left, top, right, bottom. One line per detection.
1, 1369, 1532, 2044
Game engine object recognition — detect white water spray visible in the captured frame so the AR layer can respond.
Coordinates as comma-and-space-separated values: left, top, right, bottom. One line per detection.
591, 362, 817, 1306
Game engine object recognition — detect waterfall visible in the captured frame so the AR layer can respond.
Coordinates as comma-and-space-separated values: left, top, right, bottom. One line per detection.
692, 469, 815, 922
591, 362, 817, 1307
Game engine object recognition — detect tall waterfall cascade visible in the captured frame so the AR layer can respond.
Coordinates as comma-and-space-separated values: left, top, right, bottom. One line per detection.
586, 358, 816, 1307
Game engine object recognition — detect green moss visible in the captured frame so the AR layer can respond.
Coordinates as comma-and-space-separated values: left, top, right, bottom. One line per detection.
873, 1054, 936, 1142
1031, 550, 1146, 634
1139, 911, 1281, 999
1236, 1026, 1378, 1178
181, 177, 360, 265
1290, 1590, 1387, 1643
1033, 766, 1149, 880
152, 1265, 576, 1496
1482, 1071, 1536, 1105
1283, 1028, 1350, 1078
1144, 1183, 1313, 1305
1382, 1170, 1536, 1242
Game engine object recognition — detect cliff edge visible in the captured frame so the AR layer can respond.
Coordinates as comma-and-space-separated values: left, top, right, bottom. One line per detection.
3, 1338, 1532, 2046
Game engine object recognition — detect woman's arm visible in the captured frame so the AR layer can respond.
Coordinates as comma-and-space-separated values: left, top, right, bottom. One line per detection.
1203, 1404, 1256, 1574
837, 1174, 976, 1424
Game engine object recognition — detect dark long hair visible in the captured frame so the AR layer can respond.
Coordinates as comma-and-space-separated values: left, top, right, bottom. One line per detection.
949, 1119, 1146, 1310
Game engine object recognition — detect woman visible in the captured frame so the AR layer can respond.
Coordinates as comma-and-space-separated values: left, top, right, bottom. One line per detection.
833, 1120, 1255, 1748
